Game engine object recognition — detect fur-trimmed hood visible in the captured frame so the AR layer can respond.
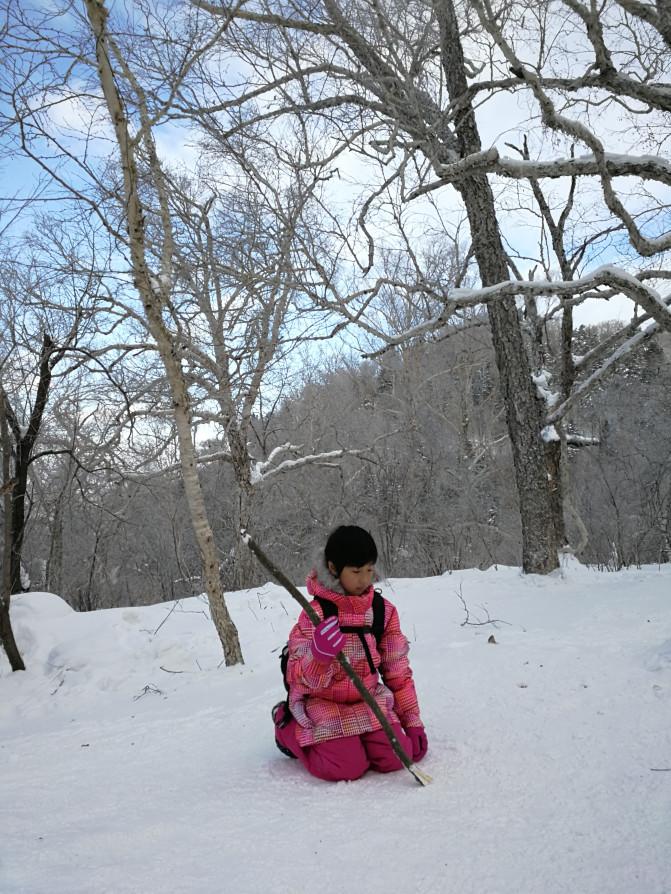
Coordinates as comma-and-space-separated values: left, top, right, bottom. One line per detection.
306, 555, 384, 611
307, 554, 349, 595
307, 554, 383, 594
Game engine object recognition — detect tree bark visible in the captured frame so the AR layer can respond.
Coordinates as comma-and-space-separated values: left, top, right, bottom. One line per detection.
7, 334, 56, 594
435, 0, 558, 572
46, 495, 64, 595
234, 480, 256, 589
1, 332, 59, 670
0, 388, 25, 671
545, 439, 567, 547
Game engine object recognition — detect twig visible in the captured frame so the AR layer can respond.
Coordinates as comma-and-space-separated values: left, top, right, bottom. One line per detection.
456, 585, 511, 629
242, 529, 432, 787
153, 600, 180, 636
50, 677, 65, 696
650, 767, 671, 771
133, 684, 164, 700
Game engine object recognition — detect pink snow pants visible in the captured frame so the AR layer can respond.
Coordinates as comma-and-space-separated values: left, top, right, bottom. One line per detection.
275, 717, 413, 782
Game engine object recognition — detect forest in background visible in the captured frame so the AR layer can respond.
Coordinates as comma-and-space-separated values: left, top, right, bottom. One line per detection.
5, 318, 671, 611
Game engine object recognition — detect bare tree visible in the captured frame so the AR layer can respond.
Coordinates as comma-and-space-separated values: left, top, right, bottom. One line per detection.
0, 387, 24, 670
195, 0, 671, 570
192, 0, 565, 570
462, 0, 671, 549
0, 1, 369, 631
71, 0, 244, 664
162, 145, 351, 586
0, 271, 82, 670
4, 0, 671, 594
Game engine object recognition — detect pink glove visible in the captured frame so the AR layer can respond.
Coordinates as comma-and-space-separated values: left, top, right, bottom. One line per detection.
406, 726, 428, 762
311, 616, 345, 663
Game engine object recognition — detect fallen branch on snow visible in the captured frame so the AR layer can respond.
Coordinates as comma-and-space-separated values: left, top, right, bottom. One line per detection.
456, 585, 512, 629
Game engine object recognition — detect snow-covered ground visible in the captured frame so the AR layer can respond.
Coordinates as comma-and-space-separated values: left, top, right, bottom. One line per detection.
1, 558, 670, 894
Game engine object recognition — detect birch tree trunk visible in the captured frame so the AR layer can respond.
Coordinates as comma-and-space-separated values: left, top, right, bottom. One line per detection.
83, 0, 243, 664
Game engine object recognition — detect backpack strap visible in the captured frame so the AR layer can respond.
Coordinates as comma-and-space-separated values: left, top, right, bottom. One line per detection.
314, 596, 339, 621
315, 591, 385, 635
371, 588, 386, 647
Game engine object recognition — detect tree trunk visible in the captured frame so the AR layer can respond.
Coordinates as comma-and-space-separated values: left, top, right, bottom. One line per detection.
234, 481, 256, 589
435, 0, 558, 573
0, 596, 24, 671
6, 333, 57, 595
9, 454, 30, 596
84, 0, 243, 664
169, 369, 244, 663
0, 389, 25, 671
0, 332, 57, 670
46, 496, 64, 595
545, 439, 567, 547
225, 419, 256, 590
486, 296, 559, 571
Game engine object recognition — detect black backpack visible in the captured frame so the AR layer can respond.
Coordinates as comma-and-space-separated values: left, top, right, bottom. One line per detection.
276, 589, 386, 727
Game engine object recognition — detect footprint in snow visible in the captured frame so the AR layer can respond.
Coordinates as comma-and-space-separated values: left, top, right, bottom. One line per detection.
644, 639, 671, 672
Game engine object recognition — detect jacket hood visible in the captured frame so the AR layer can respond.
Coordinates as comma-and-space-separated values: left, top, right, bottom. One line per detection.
307, 554, 348, 595
305, 555, 378, 615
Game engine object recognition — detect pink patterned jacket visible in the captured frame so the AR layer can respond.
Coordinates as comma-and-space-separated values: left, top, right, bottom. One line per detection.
286, 568, 423, 747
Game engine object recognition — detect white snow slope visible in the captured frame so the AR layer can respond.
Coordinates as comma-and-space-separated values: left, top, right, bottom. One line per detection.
1, 558, 670, 894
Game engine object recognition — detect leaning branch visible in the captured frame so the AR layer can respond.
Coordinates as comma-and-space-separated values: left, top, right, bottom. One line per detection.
359, 267, 670, 362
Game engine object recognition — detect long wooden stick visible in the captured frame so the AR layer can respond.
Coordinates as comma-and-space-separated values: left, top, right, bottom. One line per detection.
242, 530, 431, 786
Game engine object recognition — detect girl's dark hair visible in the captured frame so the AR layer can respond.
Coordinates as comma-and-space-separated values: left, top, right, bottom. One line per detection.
324, 525, 378, 574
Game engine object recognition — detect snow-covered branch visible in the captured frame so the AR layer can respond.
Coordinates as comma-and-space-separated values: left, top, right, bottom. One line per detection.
447, 267, 671, 333
251, 444, 367, 485
357, 267, 670, 361
546, 321, 659, 425
408, 151, 671, 200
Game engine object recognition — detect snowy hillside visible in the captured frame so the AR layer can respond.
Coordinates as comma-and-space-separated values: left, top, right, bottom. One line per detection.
2, 559, 670, 894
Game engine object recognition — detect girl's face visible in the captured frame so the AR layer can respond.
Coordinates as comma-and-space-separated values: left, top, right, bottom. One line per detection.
329, 561, 376, 596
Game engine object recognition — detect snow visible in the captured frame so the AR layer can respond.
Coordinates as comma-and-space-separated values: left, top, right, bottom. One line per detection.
251, 445, 365, 485
2, 559, 670, 894
541, 424, 560, 442
250, 442, 301, 484
148, 272, 173, 294
532, 368, 560, 408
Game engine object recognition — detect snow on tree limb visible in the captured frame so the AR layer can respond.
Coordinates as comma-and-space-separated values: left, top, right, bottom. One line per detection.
408, 151, 671, 200
546, 321, 659, 425
251, 447, 367, 484
354, 268, 670, 357
448, 268, 671, 333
